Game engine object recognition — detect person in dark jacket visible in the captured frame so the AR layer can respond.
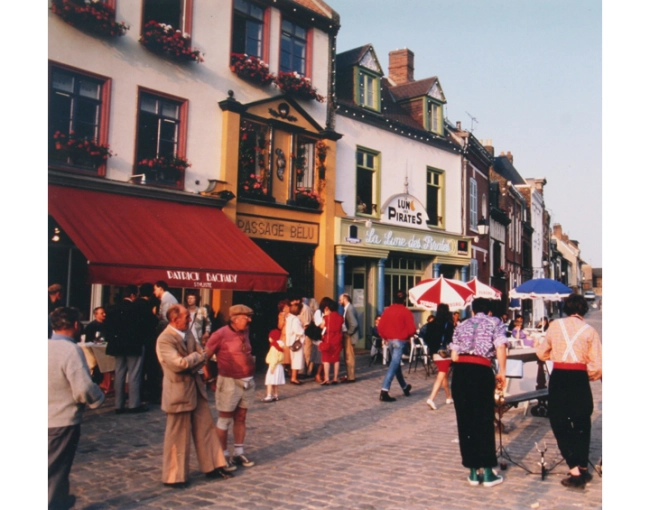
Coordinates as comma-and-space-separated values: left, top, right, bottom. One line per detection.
423, 304, 454, 410
105, 285, 149, 414
136, 283, 162, 405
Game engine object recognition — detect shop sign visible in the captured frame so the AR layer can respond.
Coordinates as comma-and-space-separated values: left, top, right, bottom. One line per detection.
380, 193, 430, 231
237, 214, 319, 244
164, 270, 239, 288
343, 221, 464, 256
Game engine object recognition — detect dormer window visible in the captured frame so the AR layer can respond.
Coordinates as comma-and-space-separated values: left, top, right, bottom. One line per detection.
357, 70, 380, 111
427, 100, 442, 134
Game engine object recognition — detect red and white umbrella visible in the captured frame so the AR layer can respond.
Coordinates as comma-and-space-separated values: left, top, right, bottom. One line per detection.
408, 277, 474, 311
466, 277, 502, 300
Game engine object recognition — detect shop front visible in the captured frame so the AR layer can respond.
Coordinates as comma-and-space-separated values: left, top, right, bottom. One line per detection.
208, 94, 340, 363
335, 195, 473, 348
48, 181, 288, 323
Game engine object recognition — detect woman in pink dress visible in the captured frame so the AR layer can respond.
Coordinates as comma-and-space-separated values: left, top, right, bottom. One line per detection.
318, 297, 344, 385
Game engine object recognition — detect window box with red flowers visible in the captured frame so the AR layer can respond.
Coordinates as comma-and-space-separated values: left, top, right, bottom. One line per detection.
294, 188, 321, 210
51, 0, 129, 37
139, 20, 204, 63
230, 54, 275, 86
137, 155, 190, 185
50, 131, 113, 170
275, 72, 324, 102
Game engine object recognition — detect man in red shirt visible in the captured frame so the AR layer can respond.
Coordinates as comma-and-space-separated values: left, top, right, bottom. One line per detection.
377, 290, 416, 402
205, 304, 257, 471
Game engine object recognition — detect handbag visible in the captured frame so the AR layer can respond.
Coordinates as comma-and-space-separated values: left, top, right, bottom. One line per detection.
290, 340, 302, 352
437, 349, 451, 359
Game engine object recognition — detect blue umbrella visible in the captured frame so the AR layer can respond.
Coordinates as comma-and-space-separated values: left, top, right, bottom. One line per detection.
509, 278, 572, 301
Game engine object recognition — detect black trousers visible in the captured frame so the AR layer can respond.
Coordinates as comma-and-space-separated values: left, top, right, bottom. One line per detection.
48, 424, 81, 510
451, 363, 497, 468
548, 369, 593, 470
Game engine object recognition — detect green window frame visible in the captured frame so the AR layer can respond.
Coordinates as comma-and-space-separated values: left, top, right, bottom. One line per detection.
356, 147, 380, 217
426, 167, 444, 228
356, 69, 380, 111
384, 257, 423, 308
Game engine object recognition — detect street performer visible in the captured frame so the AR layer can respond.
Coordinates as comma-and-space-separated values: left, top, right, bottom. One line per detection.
448, 298, 507, 487
536, 293, 602, 490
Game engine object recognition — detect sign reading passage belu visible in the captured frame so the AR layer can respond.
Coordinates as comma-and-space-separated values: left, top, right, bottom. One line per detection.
381, 193, 430, 230
236, 214, 319, 244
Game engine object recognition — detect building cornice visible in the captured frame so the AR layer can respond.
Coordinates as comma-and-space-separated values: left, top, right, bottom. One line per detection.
48, 171, 228, 208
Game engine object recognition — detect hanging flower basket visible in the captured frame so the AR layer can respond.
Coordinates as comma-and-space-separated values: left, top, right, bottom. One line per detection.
295, 188, 321, 209
137, 155, 190, 184
275, 72, 324, 102
230, 54, 275, 86
51, 0, 129, 37
139, 20, 204, 63
51, 131, 113, 167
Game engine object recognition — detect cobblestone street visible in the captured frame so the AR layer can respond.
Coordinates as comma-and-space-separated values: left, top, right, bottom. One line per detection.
69, 311, 602, 510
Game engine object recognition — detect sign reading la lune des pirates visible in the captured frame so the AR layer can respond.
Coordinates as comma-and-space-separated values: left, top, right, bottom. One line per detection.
381, 193, 430, 231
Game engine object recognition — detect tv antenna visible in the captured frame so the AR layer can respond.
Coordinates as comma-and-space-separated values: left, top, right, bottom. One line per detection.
466, 111, 479, 133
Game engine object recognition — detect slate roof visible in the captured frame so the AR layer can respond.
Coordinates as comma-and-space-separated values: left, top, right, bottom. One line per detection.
336, 45, 374, 69
390, 77, 438, 101
493, 155, 527, 185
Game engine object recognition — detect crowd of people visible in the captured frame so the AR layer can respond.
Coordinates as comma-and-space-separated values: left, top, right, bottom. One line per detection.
48, 284, 601, 508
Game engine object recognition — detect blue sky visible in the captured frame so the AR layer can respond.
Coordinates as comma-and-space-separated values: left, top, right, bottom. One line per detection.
326, 0, 602, 267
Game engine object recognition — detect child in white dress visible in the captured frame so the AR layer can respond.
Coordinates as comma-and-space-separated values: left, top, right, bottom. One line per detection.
263, 328, 285, 402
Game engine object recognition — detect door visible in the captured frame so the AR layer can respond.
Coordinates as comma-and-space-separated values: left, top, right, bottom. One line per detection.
344, 266, 367, 348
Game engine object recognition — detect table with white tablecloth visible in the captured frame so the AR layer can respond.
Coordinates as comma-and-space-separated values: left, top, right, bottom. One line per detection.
79, 342, 115, 373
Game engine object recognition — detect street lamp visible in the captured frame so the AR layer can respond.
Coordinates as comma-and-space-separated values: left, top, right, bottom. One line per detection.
477, 217, 489, 236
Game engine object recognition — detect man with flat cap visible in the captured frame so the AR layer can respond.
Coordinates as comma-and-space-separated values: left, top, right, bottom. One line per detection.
205, 304, 257, 471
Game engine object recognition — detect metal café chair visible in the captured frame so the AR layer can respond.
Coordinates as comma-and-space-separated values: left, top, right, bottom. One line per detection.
408, 334, 431, 376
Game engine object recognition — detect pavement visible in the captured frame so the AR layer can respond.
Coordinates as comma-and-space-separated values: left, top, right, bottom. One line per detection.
69, 310, 602, 510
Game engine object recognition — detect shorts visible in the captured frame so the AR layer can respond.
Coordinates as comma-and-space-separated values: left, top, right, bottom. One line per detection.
215, 375, 256, 412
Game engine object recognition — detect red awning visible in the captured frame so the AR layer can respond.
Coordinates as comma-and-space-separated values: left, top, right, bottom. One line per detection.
48, 185, 287, 292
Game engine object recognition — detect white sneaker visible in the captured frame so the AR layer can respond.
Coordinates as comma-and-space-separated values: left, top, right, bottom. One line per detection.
426, 399, 437, 410
446, 398, 454, 405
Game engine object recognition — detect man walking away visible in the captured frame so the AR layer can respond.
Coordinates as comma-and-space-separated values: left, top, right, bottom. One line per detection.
377, 290, 416, 401
49, 307, 105, 509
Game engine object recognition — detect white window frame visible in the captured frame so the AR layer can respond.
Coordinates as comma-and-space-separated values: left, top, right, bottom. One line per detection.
469, 177, 478, 231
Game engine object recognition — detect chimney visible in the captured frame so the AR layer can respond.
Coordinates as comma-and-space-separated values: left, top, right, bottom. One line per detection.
553, 224, 563, 238
480, 139, 494, 157
456, 121, 462, 130
506, 151, 513, 164
388, 48, 414, 85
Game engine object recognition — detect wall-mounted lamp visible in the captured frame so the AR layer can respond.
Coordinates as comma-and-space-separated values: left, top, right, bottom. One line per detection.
216, 189, 236, 202
52, 227, 61, 243
129, 174, 147, 184
477, 217, 489, 236
352, 219, 372, 229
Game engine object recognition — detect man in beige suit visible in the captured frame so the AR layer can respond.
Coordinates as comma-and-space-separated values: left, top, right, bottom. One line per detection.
156, 304, 231, 488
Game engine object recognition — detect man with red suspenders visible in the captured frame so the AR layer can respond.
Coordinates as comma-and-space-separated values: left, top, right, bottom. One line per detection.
537, 293, 602, 490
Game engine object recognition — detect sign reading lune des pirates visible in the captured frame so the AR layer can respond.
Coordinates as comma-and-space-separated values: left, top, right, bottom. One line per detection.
380, 193, 430, 231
